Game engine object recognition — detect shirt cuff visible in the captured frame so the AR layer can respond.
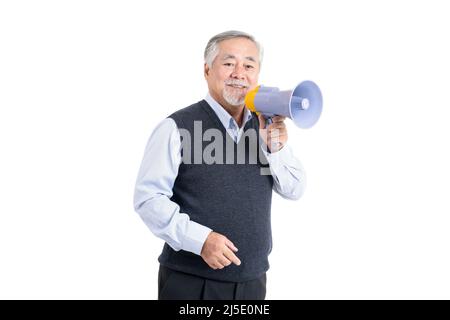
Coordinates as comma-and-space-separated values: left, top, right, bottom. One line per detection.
181, 221, 213, 255
261, 143, 290, 172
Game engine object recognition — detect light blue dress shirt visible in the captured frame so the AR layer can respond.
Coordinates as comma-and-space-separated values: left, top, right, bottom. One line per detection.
134, 93, 306, 256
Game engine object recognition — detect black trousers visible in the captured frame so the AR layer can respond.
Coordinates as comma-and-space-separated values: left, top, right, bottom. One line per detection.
158, 265, 267, 300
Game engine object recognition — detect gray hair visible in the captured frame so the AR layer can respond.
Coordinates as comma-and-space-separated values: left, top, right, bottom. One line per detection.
204, 30, 263, 68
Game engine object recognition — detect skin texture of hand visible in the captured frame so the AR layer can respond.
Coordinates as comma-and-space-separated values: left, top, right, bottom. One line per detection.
200, 231, 241, 270
258, 114, 288, 153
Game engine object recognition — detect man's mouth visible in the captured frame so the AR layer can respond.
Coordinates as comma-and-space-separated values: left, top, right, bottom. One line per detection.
227, 84, 248, 89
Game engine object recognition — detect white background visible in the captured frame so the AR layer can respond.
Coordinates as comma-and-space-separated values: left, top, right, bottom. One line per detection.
1, 0, 449, 299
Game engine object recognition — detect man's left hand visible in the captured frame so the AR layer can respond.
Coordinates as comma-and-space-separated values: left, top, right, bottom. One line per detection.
257, 114, 288, 153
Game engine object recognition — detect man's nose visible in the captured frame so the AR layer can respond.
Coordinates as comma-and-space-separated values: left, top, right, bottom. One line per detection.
230, 65, 246, 79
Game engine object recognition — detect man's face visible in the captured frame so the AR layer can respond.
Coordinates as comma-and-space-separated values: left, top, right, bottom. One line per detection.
204, 37, 260, 108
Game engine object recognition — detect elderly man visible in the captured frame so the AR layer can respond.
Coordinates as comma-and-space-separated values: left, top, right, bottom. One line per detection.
134, 30, 306, 300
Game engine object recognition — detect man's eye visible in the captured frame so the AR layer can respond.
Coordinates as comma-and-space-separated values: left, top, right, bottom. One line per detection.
245, 65, 254, 69
224, 63, 234, 67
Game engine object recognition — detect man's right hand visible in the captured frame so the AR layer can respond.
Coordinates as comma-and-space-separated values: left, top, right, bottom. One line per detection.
200, 231, 241, 270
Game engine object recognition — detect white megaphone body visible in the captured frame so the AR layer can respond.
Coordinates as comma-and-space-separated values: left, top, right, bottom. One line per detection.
244, 80, 323, 128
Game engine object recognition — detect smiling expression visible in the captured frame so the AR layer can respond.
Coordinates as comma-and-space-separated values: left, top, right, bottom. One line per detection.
204, 37, 260, 109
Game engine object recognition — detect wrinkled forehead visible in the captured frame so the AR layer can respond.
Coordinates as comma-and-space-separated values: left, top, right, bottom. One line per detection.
216, 38, 260, 63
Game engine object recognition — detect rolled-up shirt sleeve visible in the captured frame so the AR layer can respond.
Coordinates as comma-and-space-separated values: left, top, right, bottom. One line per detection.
261, 144, 307, 200
133, 118, 212, 255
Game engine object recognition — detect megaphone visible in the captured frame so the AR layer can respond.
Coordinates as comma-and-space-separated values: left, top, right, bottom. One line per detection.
244, 80, 323, 128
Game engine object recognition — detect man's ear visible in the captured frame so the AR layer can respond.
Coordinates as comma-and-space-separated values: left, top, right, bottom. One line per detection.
204, 63, 210, 78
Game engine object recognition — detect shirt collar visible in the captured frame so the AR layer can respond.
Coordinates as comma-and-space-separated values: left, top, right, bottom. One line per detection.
204, 93, 253, 130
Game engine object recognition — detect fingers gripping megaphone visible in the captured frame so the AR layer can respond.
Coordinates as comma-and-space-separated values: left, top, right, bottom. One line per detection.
244, 80, 323, 128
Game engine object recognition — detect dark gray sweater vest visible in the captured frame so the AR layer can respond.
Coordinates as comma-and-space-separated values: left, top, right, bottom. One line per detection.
158, 100, 273, 282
